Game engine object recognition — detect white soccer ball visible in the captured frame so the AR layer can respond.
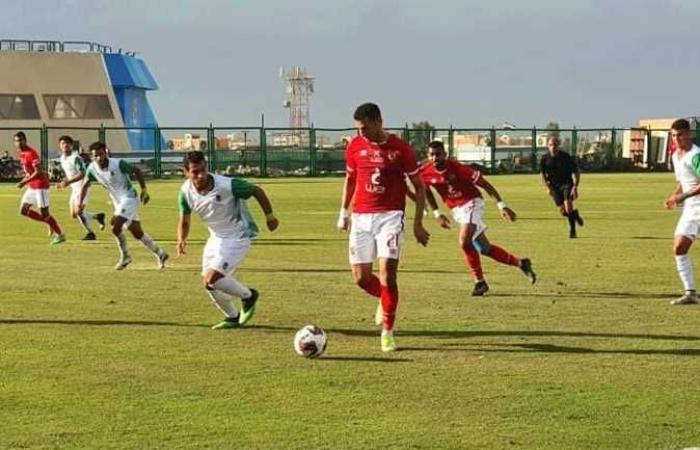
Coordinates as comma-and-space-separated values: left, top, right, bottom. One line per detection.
293, 325, 327, 358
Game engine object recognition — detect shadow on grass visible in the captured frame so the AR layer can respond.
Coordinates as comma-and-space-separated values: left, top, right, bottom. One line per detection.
493, 291, 677, 300
320, 356, 412, 363
408, 342, 700, 357
0, 319, 209, 328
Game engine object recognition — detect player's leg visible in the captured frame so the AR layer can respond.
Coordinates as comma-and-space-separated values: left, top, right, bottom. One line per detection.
122, 199, 168, 268
203, 238, 257, 328
70, 191, 96, 240
349, 214, 382, 324
561, 185, 578, 238
671, 212, 698, 305
375, 211, 405, 352
458, 222, 488, 296
474, 233, 536, 285
33, 189, 64, 244
111, 214, 133, 269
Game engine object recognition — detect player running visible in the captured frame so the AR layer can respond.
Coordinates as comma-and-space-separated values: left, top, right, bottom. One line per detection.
176, 151, 279, 329
540, 136, 584, 238
14, 131, 65, 244
664, 118, 700, 305
56, 135, 105, 240
421, 141, 536, 296
78, 141, 168, 270
337, 102, 430, 352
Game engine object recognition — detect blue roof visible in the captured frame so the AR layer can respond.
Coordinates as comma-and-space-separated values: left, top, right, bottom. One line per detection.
103, 53, 158, 90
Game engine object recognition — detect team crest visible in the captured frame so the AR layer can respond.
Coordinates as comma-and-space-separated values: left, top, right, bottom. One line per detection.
216, 194, 221, 201
386, 151, 399, 162
222, 262, 229, 270
111, 171, 115, 176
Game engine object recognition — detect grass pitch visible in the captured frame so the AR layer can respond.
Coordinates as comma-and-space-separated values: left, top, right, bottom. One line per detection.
1, 173, 700, 450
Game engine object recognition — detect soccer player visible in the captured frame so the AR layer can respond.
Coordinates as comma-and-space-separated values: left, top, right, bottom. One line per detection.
14, 131, 65, 244
56, 135, 105, 240
176, 151, 279, 329
78, 141, 168, 270
337, 102, 430, 352
540, 136, 584, 238
421, 141, 536, 295
664, 118, 700, 305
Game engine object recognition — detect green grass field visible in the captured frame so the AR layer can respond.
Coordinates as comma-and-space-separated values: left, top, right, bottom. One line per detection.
2, 173, 700, 450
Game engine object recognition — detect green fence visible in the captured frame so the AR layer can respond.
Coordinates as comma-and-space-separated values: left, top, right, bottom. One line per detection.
0, 125, 678, 180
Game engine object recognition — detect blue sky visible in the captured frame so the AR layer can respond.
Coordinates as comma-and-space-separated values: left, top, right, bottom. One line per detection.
6, 0, 699, 127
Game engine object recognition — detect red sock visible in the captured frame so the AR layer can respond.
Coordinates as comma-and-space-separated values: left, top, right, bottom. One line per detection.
487, 244, 520, 267
45, 216, 62, 235
462, 245, 484, 281
380, 285, 398, 331
357, 275, 381, 298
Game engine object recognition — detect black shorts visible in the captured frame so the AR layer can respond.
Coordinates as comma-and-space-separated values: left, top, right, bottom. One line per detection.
549, 184, 572, 207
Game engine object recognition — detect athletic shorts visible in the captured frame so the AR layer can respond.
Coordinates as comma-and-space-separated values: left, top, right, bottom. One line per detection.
113, 196, 140, 224
202, 236, 251, 276
675, 207, 700, 240
20, 188, 49, 208
349, 210, 405, 264
550, 183, 573, 207
451, 198, 487, 239
69, 184, 89, 208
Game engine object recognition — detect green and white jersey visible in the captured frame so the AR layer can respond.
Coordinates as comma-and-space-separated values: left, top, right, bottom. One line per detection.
59, 152, 86, 185
673, 145, 700, 209
178, 174, 259, 239
85, 158, 138, 203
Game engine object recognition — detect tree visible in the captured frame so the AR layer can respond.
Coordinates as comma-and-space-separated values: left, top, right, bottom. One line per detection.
409, 121, 435, 159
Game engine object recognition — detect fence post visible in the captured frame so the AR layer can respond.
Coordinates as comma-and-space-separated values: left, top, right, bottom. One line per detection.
98, 123, 106, 144
610, 127, 617, 169
309, 127, 316, 177
260, 127, 267, 177
208, 123, 215, 173
490, 127, 497, 174
646, 127, 653, 167
448, 125, 454, 159
572, 127, 578, 160
41, 124, 48, 170
153, 126, 162, 178
531, 126, 537, 172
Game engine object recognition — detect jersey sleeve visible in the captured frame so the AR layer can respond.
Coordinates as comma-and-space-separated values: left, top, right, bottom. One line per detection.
401, 141, 419, 176
691, 153, 700, 177
230, 178, 256, 199
86, 165, 97, 182
567, 153, 579, 174
345, 140, 356, 174
458, 162, 482, 184
118, 159, 135, 175
74, 156, 86, 173
178, 190, 192, 214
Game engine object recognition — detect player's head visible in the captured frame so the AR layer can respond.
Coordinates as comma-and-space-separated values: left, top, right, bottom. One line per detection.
353, 102, 384, 143
671, 118, 693, 151
58, 135, 74, 155
89, 141, 109, 168
13, 131, 27, 150
547, 136, 561, 154
183, 150, 209, 190
428, 140, 447, 169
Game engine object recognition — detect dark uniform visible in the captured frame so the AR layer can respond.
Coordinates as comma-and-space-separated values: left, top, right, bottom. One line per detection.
540, 150, 578, 206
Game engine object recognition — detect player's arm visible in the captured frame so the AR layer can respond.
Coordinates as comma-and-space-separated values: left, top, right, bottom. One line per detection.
17, 160, 44, 188
60, 158, 86, 188
540, 158, 551, 193
665, 155, 700, 208
407, 173, 430, 246
570, 155, 581, 199
251, 186, 279, 231
77, 179, 91, 214
133, 166, 150, 205
177, 190, 191, 255
476, 176, 516, 222
425, 186, 451, 229
337, 170, 356, 232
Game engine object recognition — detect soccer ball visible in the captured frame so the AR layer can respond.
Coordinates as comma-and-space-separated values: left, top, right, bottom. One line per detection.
293, 325, 327, 358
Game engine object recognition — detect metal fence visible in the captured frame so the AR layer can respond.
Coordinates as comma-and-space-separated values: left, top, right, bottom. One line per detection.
0, 125, 677, 180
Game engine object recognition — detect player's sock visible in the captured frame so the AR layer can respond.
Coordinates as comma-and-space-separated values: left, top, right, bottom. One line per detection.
358, 275, 381, 298
204, 286, 239, 319
462, 244, 484, 281
567, 213, 576, 234
486, 244, 520, 267
380, 285, 398, 331
573, 209, 584, 226
115, 232, 130, 258
675, 254, 696, 292
138, 233, 162, 255
77, 213, 94, 233
45, 215, 62, 235
212, 276, 252, 299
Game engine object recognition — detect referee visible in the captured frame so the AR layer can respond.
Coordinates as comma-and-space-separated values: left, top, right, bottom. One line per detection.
540, 136, 584, 238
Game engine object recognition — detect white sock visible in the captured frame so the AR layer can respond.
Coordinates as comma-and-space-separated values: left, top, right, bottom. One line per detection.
77, 213, 93, 233
205, 288, 239, 319
139, 233, 161, 255
675, 254, 696, 292
115, 232, 129, 258
212, 276, 251, 299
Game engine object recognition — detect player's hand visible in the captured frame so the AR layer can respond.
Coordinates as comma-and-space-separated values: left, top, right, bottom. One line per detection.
571, 186, 579, 200
436, 214, 451, 230
176, 240, 186, 256
140, 189, 150, 205
337, 209, 350, 232
77, 203, 85, 215
414, 222, 430, 246
665, 194, 681, 209
501, 207, 517, 222
266, 217, 279, 231
58, 180, 68, 189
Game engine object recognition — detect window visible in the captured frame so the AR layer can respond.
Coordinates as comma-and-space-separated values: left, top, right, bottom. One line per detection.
0, 95, 40, 120
43, 94, 114, 119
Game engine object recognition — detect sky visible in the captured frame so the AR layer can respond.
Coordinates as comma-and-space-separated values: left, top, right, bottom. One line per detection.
5, 0, 700, 128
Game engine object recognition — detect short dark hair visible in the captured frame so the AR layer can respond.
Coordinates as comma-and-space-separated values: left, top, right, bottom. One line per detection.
89, 141, 107, 152
183, 150, 207, 169
671, 118, 691, 131
428, 140, 445, 152
353, 102, 382, 122
13, 131, 26, 141
58, 135, 74, 145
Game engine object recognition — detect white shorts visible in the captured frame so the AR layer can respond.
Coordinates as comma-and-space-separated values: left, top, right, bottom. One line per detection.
349, 211, 405, 264
202, 237, 251, 276
114, 197, 139, 224
451, 198, 487, 239
69, 185, 89, 209
20, 188, 49, 208
675, 207, 700, 240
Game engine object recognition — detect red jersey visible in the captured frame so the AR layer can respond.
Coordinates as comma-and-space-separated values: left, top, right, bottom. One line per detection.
420, 159, 482, 209
19, 147, 50, 189
346, 134, 418, 213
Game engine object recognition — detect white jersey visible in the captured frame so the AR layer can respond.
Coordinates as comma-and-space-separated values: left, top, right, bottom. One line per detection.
59, 153, 86, 191
85, 158, 138, 204
672, 145, 700, 209
178, 174, 258, 239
